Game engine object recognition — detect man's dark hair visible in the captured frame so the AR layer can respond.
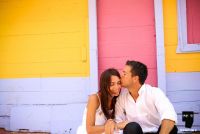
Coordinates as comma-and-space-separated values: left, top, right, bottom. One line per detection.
126, 60, 148, 85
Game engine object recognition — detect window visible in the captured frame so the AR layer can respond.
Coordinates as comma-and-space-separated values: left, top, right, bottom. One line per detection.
177, 0, 200, 53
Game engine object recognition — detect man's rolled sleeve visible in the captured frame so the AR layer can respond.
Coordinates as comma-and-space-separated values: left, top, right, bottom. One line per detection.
153, 88, 177, 123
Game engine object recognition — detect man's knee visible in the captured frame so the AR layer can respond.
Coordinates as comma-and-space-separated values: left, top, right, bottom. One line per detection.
123, 122, 143, 134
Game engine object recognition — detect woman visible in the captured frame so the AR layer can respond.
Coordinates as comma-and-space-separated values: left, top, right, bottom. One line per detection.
77, 68, 128, 134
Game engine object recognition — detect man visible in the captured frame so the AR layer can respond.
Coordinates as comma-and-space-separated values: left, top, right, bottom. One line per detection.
115, 60, 178, 134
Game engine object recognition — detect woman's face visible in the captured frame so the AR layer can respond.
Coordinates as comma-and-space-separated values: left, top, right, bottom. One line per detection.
108, 75, 121, 97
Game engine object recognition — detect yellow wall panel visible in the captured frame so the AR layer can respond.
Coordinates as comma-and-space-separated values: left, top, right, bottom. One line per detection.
166, 59, 200, 72
163, 0, 200, 72
0, 0, 86, 35
163, 0, 177, 29
165, 46, 200, 60
0, 62, 89, 78
164, 29, 177, 45
0, 0, 90, 78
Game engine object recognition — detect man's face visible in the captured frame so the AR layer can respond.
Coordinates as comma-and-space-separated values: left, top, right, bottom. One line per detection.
121, 65, 133, 88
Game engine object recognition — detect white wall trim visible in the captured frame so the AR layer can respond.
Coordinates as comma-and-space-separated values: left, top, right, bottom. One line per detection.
154, 0, 166, 93
177, 0, 200, 53
88, 0, 98, 94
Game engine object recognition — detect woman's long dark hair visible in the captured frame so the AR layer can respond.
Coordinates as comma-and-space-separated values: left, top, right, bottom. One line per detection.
99, 68, 121, 119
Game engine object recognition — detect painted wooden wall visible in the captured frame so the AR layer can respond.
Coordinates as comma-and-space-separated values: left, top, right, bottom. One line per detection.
0, 0, 95, 133
0, 0, 90, 78
163, 0, 200, 130
163, 0, 200, 72
1, 0, 199, 133
97, 0, 157, 86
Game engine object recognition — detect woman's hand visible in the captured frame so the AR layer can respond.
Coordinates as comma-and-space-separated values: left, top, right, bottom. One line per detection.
105, 119, 115, 134
115, 121, 129, 130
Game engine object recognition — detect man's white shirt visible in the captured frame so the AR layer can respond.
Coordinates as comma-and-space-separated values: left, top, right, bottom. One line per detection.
115, 84, 177, 133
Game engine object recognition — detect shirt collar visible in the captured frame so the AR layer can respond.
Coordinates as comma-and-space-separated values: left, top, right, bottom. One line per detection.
138, 84, 145, 95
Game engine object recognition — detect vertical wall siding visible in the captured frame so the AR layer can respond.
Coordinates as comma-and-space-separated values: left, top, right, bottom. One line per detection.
97, 0, 157, 86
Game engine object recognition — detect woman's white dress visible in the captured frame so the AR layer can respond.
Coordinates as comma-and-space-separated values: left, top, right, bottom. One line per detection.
76, 94, 107, 134
76, 94, 122, 134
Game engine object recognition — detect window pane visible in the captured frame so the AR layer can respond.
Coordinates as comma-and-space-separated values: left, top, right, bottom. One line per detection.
186, 0, 200, 44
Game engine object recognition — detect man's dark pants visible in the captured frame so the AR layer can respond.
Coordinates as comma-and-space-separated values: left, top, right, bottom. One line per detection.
123, 122, 178, 134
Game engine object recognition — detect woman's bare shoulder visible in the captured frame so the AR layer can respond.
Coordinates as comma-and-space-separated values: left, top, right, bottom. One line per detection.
87, 93, 100, 108
88, 94, 99, 102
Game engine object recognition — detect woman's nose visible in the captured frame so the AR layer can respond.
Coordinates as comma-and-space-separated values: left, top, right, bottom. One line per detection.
116, 84, 121, 88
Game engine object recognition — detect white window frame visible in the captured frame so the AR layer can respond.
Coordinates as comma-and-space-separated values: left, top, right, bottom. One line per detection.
177, 0, 200, 53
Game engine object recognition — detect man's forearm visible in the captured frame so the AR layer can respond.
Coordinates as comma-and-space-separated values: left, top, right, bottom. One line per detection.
159, 119, 175, 134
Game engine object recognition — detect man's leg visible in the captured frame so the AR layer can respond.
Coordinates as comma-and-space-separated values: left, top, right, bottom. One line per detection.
123, 122, 143, 134
156, 125, 178, 134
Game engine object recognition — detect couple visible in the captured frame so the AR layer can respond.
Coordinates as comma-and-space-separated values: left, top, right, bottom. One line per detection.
78, 60, 178, 134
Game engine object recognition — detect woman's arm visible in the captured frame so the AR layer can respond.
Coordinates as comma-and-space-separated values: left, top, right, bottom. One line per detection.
86, 94, 105, 134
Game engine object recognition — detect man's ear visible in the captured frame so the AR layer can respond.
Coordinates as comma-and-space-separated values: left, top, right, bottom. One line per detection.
132, 75, 136, 83
135, 76, 139, 82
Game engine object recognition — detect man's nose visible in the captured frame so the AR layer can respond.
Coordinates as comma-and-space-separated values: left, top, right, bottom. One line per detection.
120, 71, 123, 76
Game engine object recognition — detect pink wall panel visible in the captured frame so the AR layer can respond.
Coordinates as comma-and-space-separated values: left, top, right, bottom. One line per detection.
98, 26, 155, 45
97, 0, 157, 86
97, 0, 155, 28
